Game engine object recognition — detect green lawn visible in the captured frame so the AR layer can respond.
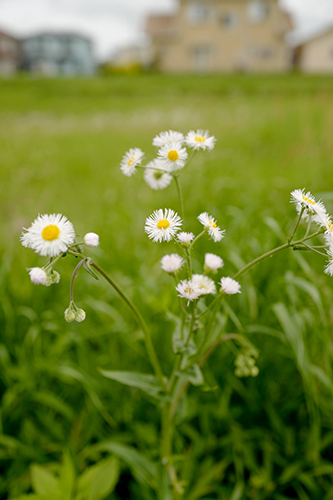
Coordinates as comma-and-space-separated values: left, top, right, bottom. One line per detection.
1, 74, 333, 499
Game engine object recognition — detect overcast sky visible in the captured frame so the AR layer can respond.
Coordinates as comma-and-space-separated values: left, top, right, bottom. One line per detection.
1, 0, 333, 60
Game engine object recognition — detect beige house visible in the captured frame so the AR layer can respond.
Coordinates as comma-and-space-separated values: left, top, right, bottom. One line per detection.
295, 27, 333, 74
0, 29, 21, 75
145, 0, 292, 73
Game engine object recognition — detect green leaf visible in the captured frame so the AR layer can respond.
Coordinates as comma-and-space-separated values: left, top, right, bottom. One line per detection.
84, 441, 157, 488
182, 364, 204, 386
59, 450, 76, 499
99, 370, 162, 399
88, 457, 119, 500
31, 464, 61, 496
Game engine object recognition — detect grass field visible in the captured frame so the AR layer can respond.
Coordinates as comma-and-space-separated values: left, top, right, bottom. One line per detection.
1, 74, 333, 500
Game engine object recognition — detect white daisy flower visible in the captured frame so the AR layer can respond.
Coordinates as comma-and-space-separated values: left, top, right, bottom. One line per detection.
157, 142, 188, 171
84, 232, 99, 247
161, 253, 184, 273
152, 130, 184, 148
192, 274, 216, 295
198, 212, 225, 242
178, 232, 194, 244
21, 214, 75, 257
204, 253, 224, 274
176, 279, 201, 301
29, 267, 48, 285
145, 208, 182, 243
316, 217, 333, 247
143, 159, 173, 190
220, 277, 241, 295
290, 189, 327, 221
185, 129, 216, 151
324, 258, 333, 277
120, 148, 144, 177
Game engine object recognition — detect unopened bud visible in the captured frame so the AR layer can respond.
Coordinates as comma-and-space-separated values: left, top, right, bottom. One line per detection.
75, 308, 86, 323
64, 307, 76, 323
29, 267, 47, 285
84, 232, 99, 247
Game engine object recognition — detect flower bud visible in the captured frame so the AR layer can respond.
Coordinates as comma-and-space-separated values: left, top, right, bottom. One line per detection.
84, 232, 99, 247
64, 307, 76, 322
75, 308, 86, 322
29, 267, 47, 285
51, 270, 60, 284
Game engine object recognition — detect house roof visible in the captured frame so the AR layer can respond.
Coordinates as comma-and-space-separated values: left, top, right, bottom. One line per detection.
290, 23, 333, 48
24, 31, 93, 43
145, 15, 176, 37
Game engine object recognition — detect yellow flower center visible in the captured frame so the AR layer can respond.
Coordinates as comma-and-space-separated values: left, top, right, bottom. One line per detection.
157, 219, 170, 230
210, 220, 217, 228
42, 224, 60, 241
195, 136, 205, 142
328, 221, 333, 231
127, 156, 135, 166
303, 196, 315, 205
167, 150, 179, 162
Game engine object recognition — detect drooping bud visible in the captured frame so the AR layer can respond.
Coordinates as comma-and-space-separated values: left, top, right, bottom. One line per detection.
29, 267, 48, 285
84, 232, 99, 247
64, 307, 76, 323
75, 308, 86, 323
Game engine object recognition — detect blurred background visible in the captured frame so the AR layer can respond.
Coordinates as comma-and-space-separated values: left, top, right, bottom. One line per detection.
1, 1, 333, 499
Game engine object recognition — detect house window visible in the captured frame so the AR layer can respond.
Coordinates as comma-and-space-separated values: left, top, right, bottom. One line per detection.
247, 1, 269, 23
186, 2, 213, 25
220, 13, 238, 29
249, 46, 275, 58
192, 45, 213, 72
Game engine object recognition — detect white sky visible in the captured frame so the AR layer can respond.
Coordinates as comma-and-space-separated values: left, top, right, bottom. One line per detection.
1, 0, 333, 60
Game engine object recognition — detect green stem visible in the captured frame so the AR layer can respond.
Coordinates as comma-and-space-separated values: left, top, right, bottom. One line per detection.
301, 243, 328, 257
137, 164, 170, 174
233, 231, 323, 281
289, 207, 305, 243
173, 175, 185, 221
189, 230, 206, 252
70, 258, 86, 303
89, 260, 167, 392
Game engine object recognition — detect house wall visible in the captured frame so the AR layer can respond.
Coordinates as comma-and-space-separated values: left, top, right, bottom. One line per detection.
155, 0, 291, 73
23, 34, 95, 76
0, 34, 21, 74
300, 31, 333, 74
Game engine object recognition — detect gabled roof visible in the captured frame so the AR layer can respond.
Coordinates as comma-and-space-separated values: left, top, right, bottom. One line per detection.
291, 23, 333, 48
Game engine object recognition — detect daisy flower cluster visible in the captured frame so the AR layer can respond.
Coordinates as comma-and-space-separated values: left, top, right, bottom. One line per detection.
144, 207, 241, 304
291, 188, 333, 275
21, 213, 100, 321
119, 129, 216, 191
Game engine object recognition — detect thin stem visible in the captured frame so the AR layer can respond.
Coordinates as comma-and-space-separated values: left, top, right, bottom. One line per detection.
304, 215, 312, 238
189, 230, 206, 252
185, 247, 192, 279
301, 243, 328, 257
137, 164, 171, 174
170, 333, 239, 419
289, 207, 305, 243
173, 175, 185, 221
90, 261, 167, 392
196, 295, 220, 320
70, 259, 86, 302
232, 231, 323, 281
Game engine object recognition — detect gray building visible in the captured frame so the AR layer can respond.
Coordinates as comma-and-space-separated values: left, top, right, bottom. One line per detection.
0, 29, 21, 75
22, 32, 95, 76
